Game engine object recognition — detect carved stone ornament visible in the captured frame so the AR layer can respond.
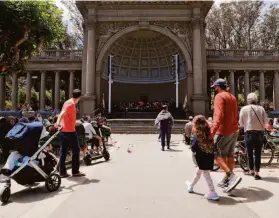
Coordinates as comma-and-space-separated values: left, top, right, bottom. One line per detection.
96, 21, 138, 56
150, 22, 193, 59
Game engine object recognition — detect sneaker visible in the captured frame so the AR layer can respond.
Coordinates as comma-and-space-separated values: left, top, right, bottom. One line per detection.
204, 192, 219, 201
185, 181, 194, 193
254, 174, 261, 180
225, 173, 242, 193
161, 147, 165, 151
217, 177, 229, 188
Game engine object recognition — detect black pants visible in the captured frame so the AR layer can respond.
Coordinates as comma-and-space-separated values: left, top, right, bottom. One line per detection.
59, 132, 80, 175
160, 128, 171, 147
244, 131, 264, 172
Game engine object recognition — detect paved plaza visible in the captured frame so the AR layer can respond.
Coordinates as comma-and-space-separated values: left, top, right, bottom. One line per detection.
0, 134, 278, 218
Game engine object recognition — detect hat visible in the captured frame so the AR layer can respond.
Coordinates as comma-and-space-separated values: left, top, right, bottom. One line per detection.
211, 78, 227, 88
162, 105, 168, 110
189, 116, 193, 121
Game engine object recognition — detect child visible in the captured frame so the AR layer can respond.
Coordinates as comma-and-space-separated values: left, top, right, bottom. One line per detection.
186, 115, 219, 201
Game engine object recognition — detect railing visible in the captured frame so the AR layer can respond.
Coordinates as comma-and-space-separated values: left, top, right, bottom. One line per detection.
31, 50, 83, 60
206, 49, 279, 59
30, 49, 279, 61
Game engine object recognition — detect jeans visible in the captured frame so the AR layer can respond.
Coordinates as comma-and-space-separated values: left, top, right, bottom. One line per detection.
160, 128, 171, 147
59, 132, 80, 175
244, 131, 264, 172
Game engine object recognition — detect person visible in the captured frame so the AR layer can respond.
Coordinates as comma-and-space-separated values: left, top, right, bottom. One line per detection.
211, 78, 241, 192
239, 93, 268, 180
55, 89, 85, 178
273, 118, 279, 129
186, 115, 219, 201
185, 116, 193, 144
154, 105, 174, 151
82, 116, 103, 154
265, 118, 274, 131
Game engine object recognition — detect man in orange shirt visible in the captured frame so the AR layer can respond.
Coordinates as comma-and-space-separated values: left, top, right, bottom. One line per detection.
211, 79, 241, 192
56, 89, 85, 178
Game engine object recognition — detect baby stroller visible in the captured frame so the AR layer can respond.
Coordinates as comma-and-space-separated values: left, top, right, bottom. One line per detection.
0, 122, 61, 204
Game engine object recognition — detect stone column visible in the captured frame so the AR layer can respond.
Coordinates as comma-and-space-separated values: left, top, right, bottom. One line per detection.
85, 19, 96, 96
214, 70, 220, 80
191, 8, 206, 115
26, 71, 32, 105
82, 13, 97, 115
229, 70, 235, 96
192, 17, 202, 95
259, 70, 265, 104
95, 70, 101, 107
274, 71, 279, 110
11, 73, 18, 110
40, 71, 46, 110
0, 76, 5, 110
187, 72, 194, 109
54, 71, 60, 110
51, 75, 55, 109
69, 70, 75, 98
234, 76, 239, 101
244, 70, 250, 100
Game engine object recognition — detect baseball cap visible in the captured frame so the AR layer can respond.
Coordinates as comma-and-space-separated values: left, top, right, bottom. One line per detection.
189, 116, 193, 120
211, 78, 227, 88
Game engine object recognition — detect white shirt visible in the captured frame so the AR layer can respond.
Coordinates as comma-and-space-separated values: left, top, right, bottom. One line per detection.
83, 122, 96, 139
239, 104, 268, 132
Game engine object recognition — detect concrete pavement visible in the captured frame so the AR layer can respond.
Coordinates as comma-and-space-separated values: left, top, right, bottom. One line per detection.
0, 134, 278, 218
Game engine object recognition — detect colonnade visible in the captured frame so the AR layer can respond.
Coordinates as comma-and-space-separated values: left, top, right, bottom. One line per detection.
0, 70, 78, 111
212, 70, 279, 110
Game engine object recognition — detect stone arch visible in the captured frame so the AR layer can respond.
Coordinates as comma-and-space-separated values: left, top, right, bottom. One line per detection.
96, 24, 192, 74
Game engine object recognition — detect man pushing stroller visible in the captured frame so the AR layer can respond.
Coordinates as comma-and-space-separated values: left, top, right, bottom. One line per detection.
155, 105, 174, 151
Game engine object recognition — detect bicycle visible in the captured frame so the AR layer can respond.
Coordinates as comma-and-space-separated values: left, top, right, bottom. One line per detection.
237, 130, 278, 172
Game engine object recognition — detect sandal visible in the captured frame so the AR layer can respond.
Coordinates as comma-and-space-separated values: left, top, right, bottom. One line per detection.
72, 172, 86, 177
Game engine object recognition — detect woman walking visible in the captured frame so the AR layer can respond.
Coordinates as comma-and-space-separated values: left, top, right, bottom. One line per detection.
239, 93, 268, 180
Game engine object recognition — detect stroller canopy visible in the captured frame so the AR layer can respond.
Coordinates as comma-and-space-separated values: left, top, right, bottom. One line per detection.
6, 122, 45, 156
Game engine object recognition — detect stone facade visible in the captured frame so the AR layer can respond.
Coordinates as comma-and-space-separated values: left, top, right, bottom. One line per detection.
3, 1, 279, 115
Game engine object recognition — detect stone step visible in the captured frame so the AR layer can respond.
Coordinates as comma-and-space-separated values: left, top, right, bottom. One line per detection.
111, 126, 184, 134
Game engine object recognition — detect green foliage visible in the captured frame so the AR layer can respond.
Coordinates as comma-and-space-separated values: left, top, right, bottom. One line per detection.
0, 0, 67, 74
5, 100, 11, 109
238, 94, 245, 106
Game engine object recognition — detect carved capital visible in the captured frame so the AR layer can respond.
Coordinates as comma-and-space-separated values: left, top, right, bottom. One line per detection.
87, 15, 97, 29
191, 17, 203, 25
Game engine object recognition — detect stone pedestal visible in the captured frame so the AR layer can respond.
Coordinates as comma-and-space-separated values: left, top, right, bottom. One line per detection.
192, 94, 207, 115
81, 95, 96, 116
0, 76, 5, 110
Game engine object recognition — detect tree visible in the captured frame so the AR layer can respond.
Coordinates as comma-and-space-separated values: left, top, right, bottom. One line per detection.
60, 0, 84, 48
206, 1, 264, 49
0, 0, 67, 75
260, 4, 279, 49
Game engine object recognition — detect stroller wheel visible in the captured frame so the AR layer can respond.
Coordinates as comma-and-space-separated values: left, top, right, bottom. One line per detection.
103, 149, 110, 161
45, 174, 61, 192
84, 154, 91, 166
1, 187, 11, 204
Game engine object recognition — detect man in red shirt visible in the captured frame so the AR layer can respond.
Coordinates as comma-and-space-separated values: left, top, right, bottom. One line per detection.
211, 79, 241, 192
56, 89, 85, 178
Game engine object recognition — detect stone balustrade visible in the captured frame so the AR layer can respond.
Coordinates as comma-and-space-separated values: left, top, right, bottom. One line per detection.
31, 50, 83, 60
30, 49, 279, 61
206, 49, 279, 59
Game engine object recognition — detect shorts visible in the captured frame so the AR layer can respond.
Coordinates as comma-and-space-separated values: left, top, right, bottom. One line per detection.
214, 132, 238, 158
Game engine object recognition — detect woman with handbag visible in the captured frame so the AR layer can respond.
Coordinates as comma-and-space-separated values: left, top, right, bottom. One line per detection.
239, 93, 268, 180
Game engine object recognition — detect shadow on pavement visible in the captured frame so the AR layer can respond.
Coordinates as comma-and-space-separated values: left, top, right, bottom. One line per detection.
228, 187, 273, 203
262, 176, 279, 183
166, 148, 183, 152
64, 178, 100, 190
192, 186, 273, 205
4, 185, 71, 205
